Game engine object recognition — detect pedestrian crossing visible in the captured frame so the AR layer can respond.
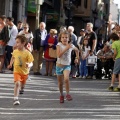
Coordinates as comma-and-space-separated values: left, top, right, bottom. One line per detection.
0, 74, 120, 120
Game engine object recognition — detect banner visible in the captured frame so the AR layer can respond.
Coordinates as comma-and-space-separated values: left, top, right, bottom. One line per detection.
27, 0, 36, 13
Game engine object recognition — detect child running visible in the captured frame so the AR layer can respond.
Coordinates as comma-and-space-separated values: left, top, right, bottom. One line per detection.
108, 33, 120, 91
8, 35, 34, 105
56, 31, 79, 103
79, 39, 90, 78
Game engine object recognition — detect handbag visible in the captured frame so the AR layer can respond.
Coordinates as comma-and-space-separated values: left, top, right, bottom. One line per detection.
49, 48, 57, 58
0, 41, 5, 55
86, 55, 97, 66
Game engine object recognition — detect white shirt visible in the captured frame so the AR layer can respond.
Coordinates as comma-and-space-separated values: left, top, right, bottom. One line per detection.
18, 30, 33, 42
81, 46, 90, 58
57, 42, 75, 65
40, 29, 47, 46
7, 25, 18, 46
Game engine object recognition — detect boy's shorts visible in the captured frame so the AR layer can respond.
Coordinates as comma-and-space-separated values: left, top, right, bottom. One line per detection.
14, 73, 28, 84
56, 65, 71, 75
113, 58, 120, 74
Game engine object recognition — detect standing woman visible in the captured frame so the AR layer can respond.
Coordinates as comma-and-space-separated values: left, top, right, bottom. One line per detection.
18, 23, 33, 52
0, 15, 9, 73
44, 29, 58, 76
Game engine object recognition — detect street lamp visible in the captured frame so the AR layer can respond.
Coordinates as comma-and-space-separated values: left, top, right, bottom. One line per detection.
35, 0, 44, 29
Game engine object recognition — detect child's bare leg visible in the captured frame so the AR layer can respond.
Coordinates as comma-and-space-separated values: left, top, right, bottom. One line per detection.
111, 74, 116, 86
20, 83, 25, 90
57, 75, 64, 96
14, 81, 21, 98
63, 70, 70, 94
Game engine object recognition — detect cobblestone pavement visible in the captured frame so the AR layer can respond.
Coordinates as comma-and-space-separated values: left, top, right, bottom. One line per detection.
0, 73, 120, 120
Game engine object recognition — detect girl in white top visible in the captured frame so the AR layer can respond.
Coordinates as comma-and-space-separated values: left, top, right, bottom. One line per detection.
79, 39, 90, 78
56, 31, 79, 103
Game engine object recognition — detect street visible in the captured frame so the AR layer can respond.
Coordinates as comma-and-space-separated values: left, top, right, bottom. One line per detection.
0, 73, 120, 120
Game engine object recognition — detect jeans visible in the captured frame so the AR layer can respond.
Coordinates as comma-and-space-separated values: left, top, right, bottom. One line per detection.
80, 59, 88, 76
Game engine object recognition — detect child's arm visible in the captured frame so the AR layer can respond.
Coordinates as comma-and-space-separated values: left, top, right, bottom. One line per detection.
7, 56, 14, 69
74, 47, 79, 64
57, 43, 73, 58
113, 48, 117, 60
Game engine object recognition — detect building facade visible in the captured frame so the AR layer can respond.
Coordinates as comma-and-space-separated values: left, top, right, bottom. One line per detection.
60, 0, 110, 36
0, 0, 26, 24
27, 0, 60, 32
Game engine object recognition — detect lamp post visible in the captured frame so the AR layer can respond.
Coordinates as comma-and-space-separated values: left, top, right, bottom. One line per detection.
35, 0, 44, 29
118, 9, 120, 25
67, 0, 73, 26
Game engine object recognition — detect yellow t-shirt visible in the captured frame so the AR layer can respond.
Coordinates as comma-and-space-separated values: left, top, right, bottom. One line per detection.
12, 49, 34, 75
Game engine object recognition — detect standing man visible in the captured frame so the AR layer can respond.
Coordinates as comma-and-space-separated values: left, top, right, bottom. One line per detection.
17, 21, 23, 32
33, 22, 47, 75
5, 17, 18, 72
68, 26, 78, 78
85, 22, 97, 79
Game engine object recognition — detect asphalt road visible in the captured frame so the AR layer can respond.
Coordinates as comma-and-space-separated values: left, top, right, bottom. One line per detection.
0, 73, 120, 120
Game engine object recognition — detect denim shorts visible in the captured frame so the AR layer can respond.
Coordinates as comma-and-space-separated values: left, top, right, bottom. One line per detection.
56, 65, 71, 75
113, 58, 120, 74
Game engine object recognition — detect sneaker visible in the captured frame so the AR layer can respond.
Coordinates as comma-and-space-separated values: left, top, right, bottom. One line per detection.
4, 70, 13, 74
49, 74, 53, 76
13, 99, 20, 105
44, 73, 48, 76
66, 94, 72, 101
79, 76, 82, 79
76, 74, 80, 78
72, 75, 76, 78
114, 87, 120, 92
60, 96, 64, 103
82, 76, 86, 79
27, 76, 31, 81
19, 89, 24, 94
34, 72, 42, 75
108, 86, 113, 91
87, 76, 92, 79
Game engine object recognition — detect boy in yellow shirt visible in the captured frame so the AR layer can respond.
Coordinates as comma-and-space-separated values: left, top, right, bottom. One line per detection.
8, 35, 34, 105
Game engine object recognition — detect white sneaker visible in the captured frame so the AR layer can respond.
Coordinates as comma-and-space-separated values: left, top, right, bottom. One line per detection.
92, 75, 96, 79
82, 76, 86, 79
79, 76, 82, 78
4, 70, 13, 74
27, 76, 31, 81
13, 99, 20, 105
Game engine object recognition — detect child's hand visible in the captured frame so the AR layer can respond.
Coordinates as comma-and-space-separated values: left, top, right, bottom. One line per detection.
74, 58, 78, 64
66, 43, 72, 50
26, 62, 33, 68
26, 63, 29, 68
7, 65, 12, 69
